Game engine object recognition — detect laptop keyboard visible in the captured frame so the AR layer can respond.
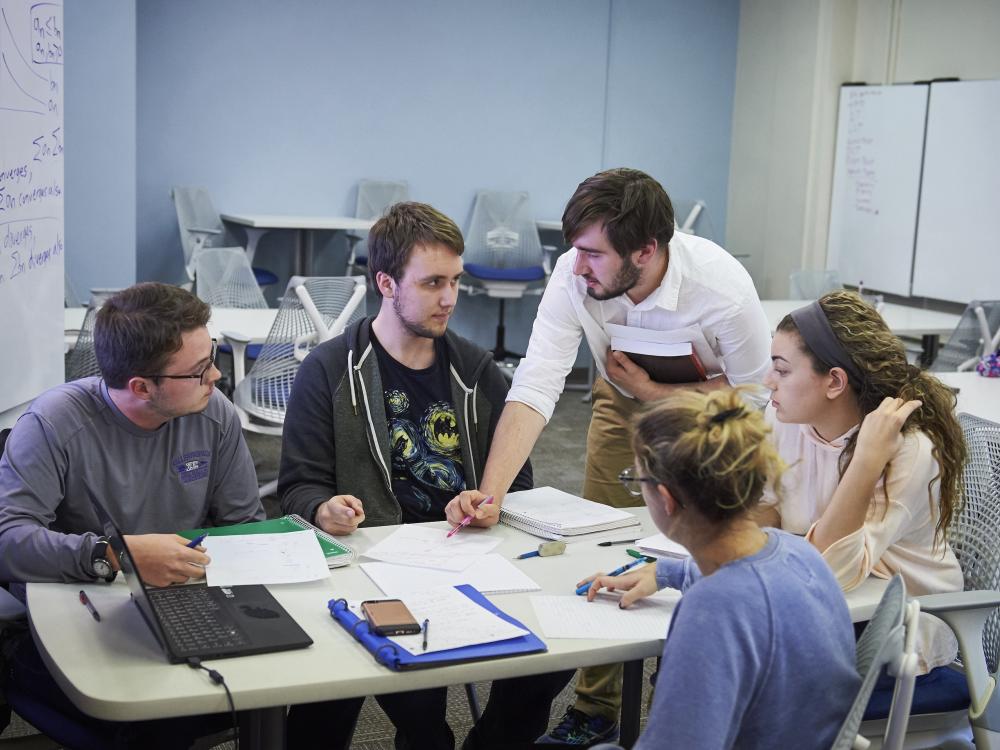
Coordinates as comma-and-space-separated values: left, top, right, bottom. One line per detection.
149, 586, 249, 654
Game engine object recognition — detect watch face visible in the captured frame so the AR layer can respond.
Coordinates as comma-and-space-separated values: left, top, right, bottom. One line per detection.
92, 557, 113, 578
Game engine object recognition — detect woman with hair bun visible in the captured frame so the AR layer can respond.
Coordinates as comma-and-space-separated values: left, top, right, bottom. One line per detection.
760, 290, 966, 677
580, 388, 858, 750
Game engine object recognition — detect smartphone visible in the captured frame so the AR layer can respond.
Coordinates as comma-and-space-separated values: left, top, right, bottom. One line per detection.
360, 599, 422, 636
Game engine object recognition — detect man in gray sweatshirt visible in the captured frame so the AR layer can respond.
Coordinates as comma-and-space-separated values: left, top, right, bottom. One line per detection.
0, 282, 263, 748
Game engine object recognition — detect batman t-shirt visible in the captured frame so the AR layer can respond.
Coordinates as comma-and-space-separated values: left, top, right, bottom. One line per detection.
370, 333, 466, 523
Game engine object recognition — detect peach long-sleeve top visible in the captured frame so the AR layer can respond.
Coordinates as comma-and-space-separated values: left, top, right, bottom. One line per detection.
762, 406, 962, 673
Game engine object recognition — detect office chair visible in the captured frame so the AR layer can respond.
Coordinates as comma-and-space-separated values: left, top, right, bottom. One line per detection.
224, 276, 366, 497
194, 247, 269, 310
789, 269, 843, 300
170, 186, 279, 290
831, 575, 917, 750
346, 179, 410, 275
64, 290, 121, 382
861, 413, 1000, 749
931, 301, 1000, 372
462, 190, 550, 363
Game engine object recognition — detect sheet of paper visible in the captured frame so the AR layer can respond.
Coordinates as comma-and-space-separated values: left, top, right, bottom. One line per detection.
529, 590, 680, 640
361, 526, 501, 571
604, 323, 722, 374
349, 586, 528, 655
361, 554, 541, 598
636, 532, 690, 559
204, 530, 331, 586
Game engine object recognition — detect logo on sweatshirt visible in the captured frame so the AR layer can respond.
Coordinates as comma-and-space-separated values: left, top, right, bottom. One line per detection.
172, 451, 210, 483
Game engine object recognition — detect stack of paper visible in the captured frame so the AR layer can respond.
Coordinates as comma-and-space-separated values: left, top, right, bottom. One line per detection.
362, 526, 502, 571
635, 532, 690, 559
499, 487, 641, 541
361, 554, 541, 598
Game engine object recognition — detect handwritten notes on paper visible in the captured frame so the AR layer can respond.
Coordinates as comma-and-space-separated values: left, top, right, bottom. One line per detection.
204, 530, 331, 587
529, 590, 680, 640
361, 526, 502, 571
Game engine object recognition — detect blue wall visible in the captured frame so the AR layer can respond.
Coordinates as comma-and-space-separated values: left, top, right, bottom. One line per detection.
128, 0, 738, 354
64, 0, 136, 300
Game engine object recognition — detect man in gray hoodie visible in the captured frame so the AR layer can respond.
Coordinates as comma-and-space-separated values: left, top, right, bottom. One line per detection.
280, 202, 568, 750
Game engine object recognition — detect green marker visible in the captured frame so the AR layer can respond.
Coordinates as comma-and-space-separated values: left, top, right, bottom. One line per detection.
626, 548, 657, 563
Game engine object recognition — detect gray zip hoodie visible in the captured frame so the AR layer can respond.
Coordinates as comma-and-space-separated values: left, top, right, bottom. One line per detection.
278, 317, 532, 527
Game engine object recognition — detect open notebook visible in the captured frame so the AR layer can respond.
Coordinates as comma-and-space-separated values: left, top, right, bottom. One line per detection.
500, 487, 641, 541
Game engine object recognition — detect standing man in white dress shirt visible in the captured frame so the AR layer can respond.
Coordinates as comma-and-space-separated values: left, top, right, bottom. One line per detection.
445, 167, 773, 745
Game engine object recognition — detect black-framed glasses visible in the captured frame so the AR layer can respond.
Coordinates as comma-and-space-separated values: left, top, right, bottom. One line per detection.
618, 466, 659, 497
618, 466, 685, 507
139, 339, 218, 385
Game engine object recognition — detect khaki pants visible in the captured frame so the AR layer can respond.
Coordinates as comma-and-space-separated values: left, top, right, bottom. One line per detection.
575, 377, 643, 720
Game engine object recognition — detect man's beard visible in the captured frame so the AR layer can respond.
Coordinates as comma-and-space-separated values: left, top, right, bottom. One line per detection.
586, 256, 641, 301
393, 293, 445, 339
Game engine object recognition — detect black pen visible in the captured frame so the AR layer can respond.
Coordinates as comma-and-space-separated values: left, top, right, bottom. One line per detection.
422, 618, 429, 651
79, 590, 101, 622
597, 539, 639, 547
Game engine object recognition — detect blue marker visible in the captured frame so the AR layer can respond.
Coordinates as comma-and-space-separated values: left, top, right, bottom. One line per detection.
575, 557, 648, 596
186, 532, 209, 549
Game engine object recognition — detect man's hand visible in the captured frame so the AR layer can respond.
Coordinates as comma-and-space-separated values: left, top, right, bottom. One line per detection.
122, 534, 210, 587
445, 490, 500, 528
580, 563, 659, 608
314, 495, 366, 535
605, 349, 662, 402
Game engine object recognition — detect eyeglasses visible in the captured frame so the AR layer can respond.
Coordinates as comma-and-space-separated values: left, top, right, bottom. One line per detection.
618, 466, 685, 507
618, 466, 659, 497
139, 340, 218, 385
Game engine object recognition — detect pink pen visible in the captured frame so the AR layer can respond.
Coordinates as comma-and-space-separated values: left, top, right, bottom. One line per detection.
446, 496, 494, 538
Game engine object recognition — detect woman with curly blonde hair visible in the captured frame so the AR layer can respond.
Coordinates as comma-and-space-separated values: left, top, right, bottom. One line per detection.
760, 290, 966, 677
579, 388, 858, 750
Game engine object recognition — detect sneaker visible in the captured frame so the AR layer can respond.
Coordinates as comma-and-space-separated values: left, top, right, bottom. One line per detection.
536, 708, 620, 745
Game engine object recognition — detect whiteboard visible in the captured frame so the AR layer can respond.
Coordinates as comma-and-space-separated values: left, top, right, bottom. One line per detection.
826, 85, 928, 296
0, 0, 64, 412
912, 80, 1000, 302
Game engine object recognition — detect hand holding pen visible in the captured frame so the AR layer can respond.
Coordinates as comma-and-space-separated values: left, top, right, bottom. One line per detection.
576, 556, 659, 607
446, 496, 494, 538
444, 490, 500, 530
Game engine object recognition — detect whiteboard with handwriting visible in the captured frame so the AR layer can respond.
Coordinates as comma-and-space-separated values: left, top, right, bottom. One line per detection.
0, 0, 64, 412
826, 85, 928, 296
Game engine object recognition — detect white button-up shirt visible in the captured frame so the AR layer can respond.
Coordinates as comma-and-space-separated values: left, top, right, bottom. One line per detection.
507, 231, 772, 421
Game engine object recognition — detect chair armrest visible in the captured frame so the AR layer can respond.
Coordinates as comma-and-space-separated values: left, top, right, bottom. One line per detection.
187, 227, 222, 236
918, 590, 1000, 721
918, 590, 1000, 614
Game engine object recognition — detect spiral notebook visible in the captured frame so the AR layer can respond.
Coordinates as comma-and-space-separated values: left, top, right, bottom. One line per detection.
500, 487, 641, 541
328, 585, 546, 671
179, 514, 355, 568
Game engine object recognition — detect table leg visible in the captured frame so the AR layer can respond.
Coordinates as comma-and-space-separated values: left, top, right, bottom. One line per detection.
620, 658, 643, 747
920, 333, 941, 368
238, 706, 286, 750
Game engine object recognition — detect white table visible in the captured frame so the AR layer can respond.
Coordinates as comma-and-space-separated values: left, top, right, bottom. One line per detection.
220, 213, 376, 276
65, 308, 279, 351
27, 509, 887, 749
935, 372, 1000, 423
761, 299, 960, 337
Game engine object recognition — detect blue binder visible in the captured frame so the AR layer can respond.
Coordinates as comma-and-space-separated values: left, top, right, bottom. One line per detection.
327, 584, 547, 671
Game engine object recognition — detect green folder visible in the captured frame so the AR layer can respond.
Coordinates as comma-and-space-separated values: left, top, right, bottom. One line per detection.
179, 514, 355, 568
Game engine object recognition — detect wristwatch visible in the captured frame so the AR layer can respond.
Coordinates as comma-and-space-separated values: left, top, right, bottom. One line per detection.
90, 537, 117, 583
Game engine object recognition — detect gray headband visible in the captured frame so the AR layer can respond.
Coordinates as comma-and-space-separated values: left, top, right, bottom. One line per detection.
789, 301, 864, 388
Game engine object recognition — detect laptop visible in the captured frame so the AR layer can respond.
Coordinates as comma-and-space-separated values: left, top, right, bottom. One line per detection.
88, 493, 313, 664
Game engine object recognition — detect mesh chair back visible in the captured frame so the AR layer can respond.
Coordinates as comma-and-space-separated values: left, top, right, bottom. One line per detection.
233, 277, 366, 426
949, 414, 1000, 673
931, 301, 1000, 372
356, 179, 410, 222
789, 270, 843, 299
65, 289, 121, 381
194, 248, 268, 309
171, 186, 234, 276
464, 191, 545, 270
830, 575, 908, 750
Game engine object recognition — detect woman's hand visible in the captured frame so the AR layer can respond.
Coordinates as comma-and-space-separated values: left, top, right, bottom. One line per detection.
579, 563, 659, 608
854, 397, 922, 474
